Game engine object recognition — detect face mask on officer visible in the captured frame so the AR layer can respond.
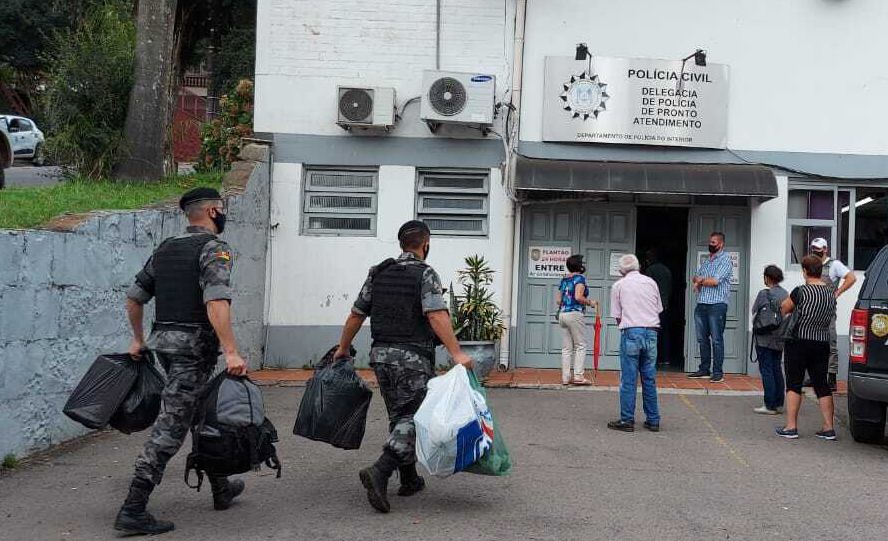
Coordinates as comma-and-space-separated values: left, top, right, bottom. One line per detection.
210, 206, 227, 234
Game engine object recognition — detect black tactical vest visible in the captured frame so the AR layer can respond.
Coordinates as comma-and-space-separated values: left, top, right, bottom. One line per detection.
370, 260, 436, 348
150, 234, 215, 325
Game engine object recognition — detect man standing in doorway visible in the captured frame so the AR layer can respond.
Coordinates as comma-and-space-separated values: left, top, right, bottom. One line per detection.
688, 232, 733, 383
333, 220, 473, 514
644, 249, 672, 366
810, 237, 856, 391
608, 254, 663, 432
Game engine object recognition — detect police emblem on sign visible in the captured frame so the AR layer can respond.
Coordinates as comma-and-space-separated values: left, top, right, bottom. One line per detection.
560, 70, 609, 120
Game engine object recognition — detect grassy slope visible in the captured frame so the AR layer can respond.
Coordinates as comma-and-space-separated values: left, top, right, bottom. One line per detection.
0, 173, 223, 229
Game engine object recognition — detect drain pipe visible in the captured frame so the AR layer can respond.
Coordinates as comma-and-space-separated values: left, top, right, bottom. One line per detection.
497, 0, 527, 371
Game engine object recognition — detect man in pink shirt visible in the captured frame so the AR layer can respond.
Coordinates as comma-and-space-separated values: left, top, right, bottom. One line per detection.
608, 254, 663, 432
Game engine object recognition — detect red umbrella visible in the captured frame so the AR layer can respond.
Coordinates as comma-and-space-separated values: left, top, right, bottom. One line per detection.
592, 306, 602, 372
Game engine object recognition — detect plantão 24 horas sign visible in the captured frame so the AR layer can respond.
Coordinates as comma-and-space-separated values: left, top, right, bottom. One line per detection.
543, 56, 730, 149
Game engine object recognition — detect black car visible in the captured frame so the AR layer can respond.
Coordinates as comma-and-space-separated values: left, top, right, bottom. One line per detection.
848, 246, 888, 443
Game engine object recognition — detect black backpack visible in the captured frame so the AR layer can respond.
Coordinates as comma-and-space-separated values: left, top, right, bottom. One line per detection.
185, 373, 282, 490
753, 289, 783, 335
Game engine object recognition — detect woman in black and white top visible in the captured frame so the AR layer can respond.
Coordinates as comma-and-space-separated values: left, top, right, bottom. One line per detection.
776, 255, 837, 440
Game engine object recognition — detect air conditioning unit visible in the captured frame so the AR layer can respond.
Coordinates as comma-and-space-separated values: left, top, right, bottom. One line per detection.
336, 86, 396, 130
420, 70, 496, 132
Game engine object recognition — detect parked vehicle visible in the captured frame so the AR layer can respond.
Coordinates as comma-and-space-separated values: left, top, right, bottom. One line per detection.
0, 118, 11, 189
0, 115, 46, 166
848, 245, 888, 443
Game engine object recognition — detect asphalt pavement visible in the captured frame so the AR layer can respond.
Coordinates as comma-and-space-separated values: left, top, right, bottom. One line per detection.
1, 388, 886, 541
3, 163, 63, 187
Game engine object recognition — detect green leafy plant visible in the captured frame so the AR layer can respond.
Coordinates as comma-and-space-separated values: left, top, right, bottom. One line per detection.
196, 78, 254, 172
449, 255, 505, 342
41, 0, 135, 179
2, 453, 18, 470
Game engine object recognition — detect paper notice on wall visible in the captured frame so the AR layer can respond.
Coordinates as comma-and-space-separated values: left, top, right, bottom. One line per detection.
528, 246, 571, 278
696, 251, 740, 285
609, 253, 629, 277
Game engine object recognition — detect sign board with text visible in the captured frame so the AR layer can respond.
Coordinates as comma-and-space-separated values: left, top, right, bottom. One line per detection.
543, 56, 729, 149
528, 246, 571, 278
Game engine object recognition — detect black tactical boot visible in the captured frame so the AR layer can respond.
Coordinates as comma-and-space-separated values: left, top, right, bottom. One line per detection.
359, 453, 397, 513
209, 476, 245, 511
114, 477, 175, 535
396, 464, 425, 497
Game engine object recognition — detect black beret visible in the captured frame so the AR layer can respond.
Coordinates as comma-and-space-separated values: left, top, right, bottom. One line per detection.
397, 220, 430, 240
179, 187, 222, 210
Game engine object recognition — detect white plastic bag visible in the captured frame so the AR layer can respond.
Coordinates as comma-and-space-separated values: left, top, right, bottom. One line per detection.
414, 365, 492, 478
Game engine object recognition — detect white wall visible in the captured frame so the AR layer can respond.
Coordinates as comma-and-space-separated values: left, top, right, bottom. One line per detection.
255, 0, 512, 137
267, 163, 509, 327
749, 175, 863, 337
520, 0, 888, 155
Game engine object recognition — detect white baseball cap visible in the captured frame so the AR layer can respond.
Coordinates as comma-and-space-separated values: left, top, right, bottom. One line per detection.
810, 237, 828, 250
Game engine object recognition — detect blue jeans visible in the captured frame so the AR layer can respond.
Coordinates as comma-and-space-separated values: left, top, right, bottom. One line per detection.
619, 328, 660, 424
694, 303, 727, 378
756, 346, 785, 410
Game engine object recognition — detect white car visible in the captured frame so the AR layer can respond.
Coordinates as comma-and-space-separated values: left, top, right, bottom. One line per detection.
0, 115, 46, 166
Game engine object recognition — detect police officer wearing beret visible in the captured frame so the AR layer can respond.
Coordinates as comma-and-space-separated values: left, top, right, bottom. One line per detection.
114, 188, 247, 535
334, 220, 473, 514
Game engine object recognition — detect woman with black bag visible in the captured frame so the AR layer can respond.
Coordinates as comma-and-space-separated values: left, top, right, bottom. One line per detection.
776, 255, 837, 440
751, 265, 789, 415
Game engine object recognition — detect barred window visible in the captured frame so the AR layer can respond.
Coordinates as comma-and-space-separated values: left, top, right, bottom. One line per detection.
302, 168, 378, 236
416, 169, 489, 236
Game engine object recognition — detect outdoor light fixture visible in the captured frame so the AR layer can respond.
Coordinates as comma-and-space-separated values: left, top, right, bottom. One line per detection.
676, 48, 707, 93
575, 43, 590, 61
683, 49, 707, 66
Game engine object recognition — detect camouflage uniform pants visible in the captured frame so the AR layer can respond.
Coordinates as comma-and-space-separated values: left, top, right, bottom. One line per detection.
372, 362, 432, 466
133, 351, 215, 485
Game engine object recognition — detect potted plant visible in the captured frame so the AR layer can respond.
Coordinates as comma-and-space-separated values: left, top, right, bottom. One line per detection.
449, 254, 505, 380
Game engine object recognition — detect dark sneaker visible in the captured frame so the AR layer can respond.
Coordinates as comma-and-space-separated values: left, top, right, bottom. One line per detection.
359, 466, 391, 513
114, 509, 175, 536
816, 429, 837, 441
643, 421, 660, 432
687, 370, 710, 379
607, 420, 635, 432
211, 478, 245, 511
775, 427, 799, 439
827, 373, 838, 393
709, 375, 725, 383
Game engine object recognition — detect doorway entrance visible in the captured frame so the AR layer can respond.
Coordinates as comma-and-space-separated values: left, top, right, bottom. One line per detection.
636, 207, 688, 371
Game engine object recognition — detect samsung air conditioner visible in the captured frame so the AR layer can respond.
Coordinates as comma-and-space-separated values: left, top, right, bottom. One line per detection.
420, 70, 496, 133
336, 86, 396, 130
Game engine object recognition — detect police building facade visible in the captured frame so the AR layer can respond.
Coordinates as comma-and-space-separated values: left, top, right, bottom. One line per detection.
254, 0, 888, 379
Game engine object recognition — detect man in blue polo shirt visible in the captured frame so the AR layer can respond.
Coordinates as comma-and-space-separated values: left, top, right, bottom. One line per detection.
688, 232, 733, 383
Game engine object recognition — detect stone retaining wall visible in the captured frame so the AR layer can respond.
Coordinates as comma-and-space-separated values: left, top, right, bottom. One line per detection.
0, 145, 271, 459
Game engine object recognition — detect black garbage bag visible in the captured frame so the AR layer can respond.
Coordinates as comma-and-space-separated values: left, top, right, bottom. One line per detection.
63, 354, 139, 429
109, 358, 165, 434
293, 358, 372, 450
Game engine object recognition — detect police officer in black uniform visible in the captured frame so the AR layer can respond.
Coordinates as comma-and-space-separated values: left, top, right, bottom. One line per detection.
114, 188, 247, 535
334, 220, 473, 513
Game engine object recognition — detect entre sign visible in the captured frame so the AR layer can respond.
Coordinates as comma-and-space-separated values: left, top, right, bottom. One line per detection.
543, 56, 729, 149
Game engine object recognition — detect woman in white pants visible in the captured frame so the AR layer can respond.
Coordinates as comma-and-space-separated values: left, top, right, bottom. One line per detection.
555, 254, 596, 385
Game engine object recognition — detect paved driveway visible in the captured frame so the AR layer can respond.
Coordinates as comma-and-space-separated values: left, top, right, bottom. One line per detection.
1, 388, 886, 541
3, 163, 63, 187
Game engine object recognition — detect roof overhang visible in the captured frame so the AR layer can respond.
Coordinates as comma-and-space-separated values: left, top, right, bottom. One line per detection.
515, 156, 778, 198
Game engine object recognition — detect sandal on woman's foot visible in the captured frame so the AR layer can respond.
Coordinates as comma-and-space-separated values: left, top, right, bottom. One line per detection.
570, 377, 593, 386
